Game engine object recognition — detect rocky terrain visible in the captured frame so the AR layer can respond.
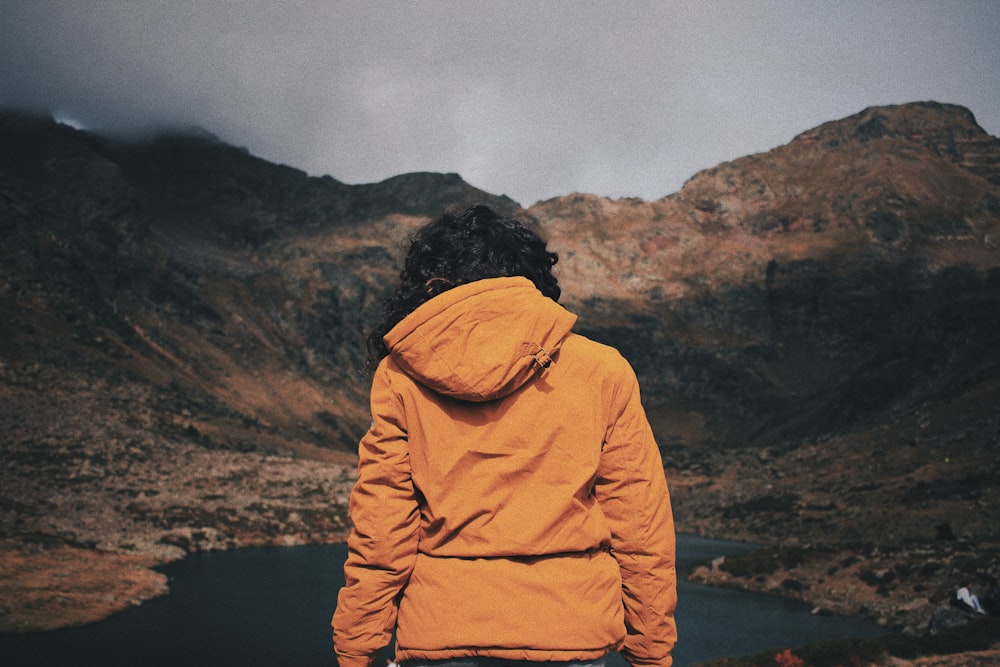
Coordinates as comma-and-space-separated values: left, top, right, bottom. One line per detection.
1, 102, 999, 663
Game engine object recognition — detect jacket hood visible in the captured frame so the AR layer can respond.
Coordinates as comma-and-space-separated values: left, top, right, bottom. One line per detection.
383, 276, 577, 402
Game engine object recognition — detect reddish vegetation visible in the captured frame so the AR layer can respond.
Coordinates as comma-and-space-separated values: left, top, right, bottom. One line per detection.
0, 542, 167, 632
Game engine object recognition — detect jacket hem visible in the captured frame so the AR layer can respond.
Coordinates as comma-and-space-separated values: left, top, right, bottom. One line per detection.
396, 647, 617, 663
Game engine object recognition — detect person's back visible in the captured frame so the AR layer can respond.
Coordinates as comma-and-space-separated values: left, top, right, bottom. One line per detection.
332, 206, 677, 667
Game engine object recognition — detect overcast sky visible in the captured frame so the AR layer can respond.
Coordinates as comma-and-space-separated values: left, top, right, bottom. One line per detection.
2, 1, 999, 206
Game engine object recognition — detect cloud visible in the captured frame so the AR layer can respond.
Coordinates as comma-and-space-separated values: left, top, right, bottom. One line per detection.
2, 1, 999, 206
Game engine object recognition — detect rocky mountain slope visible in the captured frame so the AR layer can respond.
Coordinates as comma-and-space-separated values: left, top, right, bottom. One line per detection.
1, 102, 999, 648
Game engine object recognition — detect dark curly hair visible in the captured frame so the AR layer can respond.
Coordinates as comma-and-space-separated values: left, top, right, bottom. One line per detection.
366, 205, 560, 373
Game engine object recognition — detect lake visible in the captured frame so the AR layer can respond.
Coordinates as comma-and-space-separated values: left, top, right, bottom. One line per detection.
0, 535, 884, 666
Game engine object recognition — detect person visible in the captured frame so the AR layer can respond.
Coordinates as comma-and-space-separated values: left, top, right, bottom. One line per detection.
954, 580, 987, 614
331, 205, 677, 667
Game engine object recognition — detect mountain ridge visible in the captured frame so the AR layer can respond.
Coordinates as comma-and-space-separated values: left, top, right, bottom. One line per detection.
1, 102, 999, 645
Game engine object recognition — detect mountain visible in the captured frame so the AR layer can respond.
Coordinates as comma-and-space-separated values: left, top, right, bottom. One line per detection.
1, 102, 999, 640
538, 103, 1000, 452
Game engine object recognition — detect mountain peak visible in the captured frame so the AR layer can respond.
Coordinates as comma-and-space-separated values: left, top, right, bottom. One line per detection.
790, 101, 1000, 184
666, 101, 1000, 247
794, 101, 983, 143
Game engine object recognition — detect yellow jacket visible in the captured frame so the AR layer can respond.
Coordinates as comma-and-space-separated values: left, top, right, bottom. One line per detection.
333, 277, 677, 667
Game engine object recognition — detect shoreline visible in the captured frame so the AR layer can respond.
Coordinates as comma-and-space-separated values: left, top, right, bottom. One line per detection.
0, 531, 945, 634
3, 534, 999, 666
0, 531, 832, 634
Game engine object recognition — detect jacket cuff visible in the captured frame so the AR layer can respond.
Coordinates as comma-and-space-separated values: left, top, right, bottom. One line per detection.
334, 652, 380, 667
625, 657, 673, 667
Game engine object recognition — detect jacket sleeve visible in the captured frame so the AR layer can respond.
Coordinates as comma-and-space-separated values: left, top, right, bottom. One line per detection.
596, 360, 677, 667
332, 363, 420, 667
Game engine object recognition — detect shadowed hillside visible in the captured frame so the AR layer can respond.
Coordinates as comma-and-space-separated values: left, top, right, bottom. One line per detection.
1, 103, 999, 648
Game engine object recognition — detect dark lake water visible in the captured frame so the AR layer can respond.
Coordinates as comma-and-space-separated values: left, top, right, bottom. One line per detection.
0, 535, 885, 666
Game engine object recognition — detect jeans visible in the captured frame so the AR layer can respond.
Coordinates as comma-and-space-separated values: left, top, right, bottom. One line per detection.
401, 658, 608, 667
